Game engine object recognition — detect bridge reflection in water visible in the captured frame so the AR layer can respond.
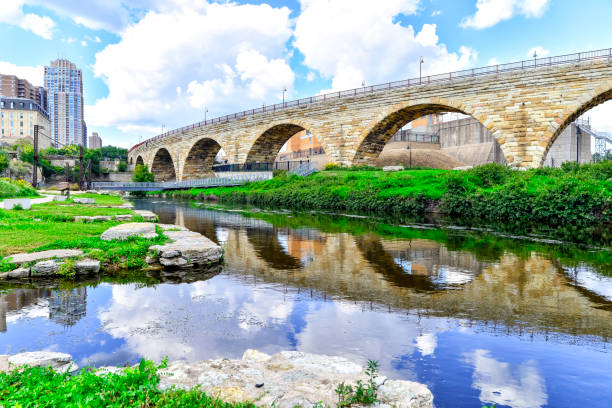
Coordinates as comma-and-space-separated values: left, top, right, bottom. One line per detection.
138, 200, 612, 341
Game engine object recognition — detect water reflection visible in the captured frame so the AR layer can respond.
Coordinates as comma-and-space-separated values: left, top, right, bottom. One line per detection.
1, 200, 611, 408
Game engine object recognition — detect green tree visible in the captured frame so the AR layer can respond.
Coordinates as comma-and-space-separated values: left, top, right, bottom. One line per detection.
117, 161, 127, 172
133, 164, 154, 182
0, 150, 9, 174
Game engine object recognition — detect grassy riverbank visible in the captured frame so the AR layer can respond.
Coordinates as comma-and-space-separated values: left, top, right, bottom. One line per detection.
0, 359, 254, 408
160, 162, 612, 245
0, 193, 165, 274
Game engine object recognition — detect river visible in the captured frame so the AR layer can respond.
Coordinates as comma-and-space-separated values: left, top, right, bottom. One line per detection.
1, 199, 611, 408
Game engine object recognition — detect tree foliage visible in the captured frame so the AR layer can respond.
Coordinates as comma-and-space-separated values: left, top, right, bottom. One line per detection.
133, 164, 154, 182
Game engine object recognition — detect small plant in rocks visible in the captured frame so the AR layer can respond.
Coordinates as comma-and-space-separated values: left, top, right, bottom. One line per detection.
335, 360, 380, 408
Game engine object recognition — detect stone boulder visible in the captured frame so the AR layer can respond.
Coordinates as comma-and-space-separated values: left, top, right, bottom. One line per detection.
152, 350, 433, 408
0, 198, 32, 210
149, 228, 222, 269
101, 222, 157, 241
5, 249, 83, 265
382, 165, 404, 172
134, 210, 157, 221
73, 197, 95, 204
31, 260, 61, 276
75, 258, 101, 274
7, 351, 78, 373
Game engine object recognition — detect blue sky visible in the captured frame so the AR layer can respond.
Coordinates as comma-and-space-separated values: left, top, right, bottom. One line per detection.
1, 0, 611, 148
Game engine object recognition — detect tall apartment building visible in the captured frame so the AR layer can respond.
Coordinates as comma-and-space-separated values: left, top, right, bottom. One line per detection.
0, 74, 47, 111
44, 59, 84, 147
88, 131, 102, 149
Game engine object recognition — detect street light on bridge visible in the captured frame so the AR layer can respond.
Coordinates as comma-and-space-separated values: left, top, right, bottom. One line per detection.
204, 106, 208, 123
419, 56, 424, 84
282, 87, 287, 108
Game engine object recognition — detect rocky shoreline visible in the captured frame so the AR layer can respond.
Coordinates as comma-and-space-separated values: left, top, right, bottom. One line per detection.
0, 350, 434, 408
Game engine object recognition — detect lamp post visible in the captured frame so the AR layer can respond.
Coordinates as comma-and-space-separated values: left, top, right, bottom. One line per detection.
406, 144, 412, 168
204, 106, 208, 123
282, 87, 287, 108
533, 50, 538, 67
576, 125, 582, 163
419, 56, 424, 84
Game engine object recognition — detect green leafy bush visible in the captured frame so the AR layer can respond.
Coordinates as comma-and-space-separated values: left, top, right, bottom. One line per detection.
0, 177, 39, 199
133, 164, 154, 182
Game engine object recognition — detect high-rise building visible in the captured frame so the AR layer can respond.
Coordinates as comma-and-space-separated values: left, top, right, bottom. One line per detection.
0, 74, 47, 111
44, 59, 84, 147
88, 131, 102, 149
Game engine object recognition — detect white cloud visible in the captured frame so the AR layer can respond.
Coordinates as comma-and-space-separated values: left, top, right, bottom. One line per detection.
431, 10, 442, 16
87, 2, 294, 139
460, 0, 549, 29
294, 0, 476, 92
526, 46, 549, 58
0, 0, 55, 39
0, 61, 44, 86
94, 36, 102, 43
25, 0, 128, 33
306, 71, 316, 82
487, 57, 500, 65
465, 349, 548, 408
81, 40, 87, 47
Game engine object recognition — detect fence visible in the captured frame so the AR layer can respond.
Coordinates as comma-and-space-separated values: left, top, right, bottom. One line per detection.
91, 173, 271, 191
129, 48, 612, 153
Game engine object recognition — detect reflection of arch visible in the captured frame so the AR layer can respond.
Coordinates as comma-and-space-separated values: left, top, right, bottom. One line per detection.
246, 228, 302, 269
136, 156, 144, 166
352, 99, 497, 165
543, 86, 612, 166
355, 235, 436, 291
182, 138, 222, 180
151, 148, 176, 182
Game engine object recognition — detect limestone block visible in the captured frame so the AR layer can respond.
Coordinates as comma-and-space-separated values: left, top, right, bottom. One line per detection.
101, 223, 157, 241
73, 198, 95, 204
31, 260, 61, 276
6, 249, 83, 265
8, 352, 78, 373
75, 259, 101, 275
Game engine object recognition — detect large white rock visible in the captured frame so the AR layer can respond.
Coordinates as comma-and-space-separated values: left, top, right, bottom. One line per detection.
0, 198, 32, 210
31, 260, 61, 276
149, 228, 222, 269
8, 351, 78, 373
153, 350, 434, 408
75, 258, 101, 274
383, 165, 404, 172
6, 249, 83, 265
134, 210, 158, 221
73, 197, 95, 204
101, 222, 157, 241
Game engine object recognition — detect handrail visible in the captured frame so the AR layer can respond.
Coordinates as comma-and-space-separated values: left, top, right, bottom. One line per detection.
129, 47, 612, 153
92, 173, 272, 191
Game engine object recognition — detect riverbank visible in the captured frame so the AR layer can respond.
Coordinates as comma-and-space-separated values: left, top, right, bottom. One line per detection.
0, 191, 221, 279
156, 162, 612, 246
0, 350, 434, 408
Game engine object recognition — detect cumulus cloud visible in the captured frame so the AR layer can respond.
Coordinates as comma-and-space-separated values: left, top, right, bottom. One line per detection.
293, 0, 476, 92
465, 349, 548, 408
0, 61, 44, 85
461, 0, 549, 29
0, 0, 55, 39
87, 2, 294, 137
526, 46, 549, 58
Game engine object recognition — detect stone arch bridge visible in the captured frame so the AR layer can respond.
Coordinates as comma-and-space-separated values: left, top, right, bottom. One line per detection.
128, 48, 612, 181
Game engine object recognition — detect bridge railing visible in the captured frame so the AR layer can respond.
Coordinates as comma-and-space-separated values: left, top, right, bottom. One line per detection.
130, 47, 612, 153
92, 173, 272, 191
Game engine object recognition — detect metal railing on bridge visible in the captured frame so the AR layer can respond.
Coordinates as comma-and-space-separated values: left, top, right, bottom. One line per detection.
129, 47, 612, 153
91, 173, 272, 191
212, 160, 313, 173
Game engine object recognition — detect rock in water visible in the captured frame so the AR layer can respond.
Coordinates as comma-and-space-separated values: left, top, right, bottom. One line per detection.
149, 228, 222, 269
100, 223, 157, 241
8, 351, 78, 373
6, 249, 83, 264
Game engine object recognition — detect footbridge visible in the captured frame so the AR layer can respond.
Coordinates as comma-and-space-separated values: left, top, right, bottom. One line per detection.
128, 48, 612, 181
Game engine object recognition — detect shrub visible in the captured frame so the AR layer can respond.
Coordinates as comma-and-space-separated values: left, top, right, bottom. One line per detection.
133, 164, 154, 182
117, 161, 127, 172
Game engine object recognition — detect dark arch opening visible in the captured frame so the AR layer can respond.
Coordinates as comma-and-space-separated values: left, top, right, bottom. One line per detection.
136, 156, 144, 166
129, 157, 133, 165
543, 89, 612, 167
151, 148, 176, 182
246, 124, 329, 170
353, 104, 506, 169
182, 138, 222, 180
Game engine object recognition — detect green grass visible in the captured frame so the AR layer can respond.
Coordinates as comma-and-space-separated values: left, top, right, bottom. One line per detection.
160, 162, 612, 245
0, 359, 256, 408
0, 178, 40, 199
72, 192, 126, 206
27, 201, 135, 220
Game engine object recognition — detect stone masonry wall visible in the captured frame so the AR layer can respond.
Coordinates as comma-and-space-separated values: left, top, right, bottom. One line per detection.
129, 59, 612, 180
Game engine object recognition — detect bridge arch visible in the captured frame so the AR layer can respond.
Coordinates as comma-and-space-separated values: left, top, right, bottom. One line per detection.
543, 84, 612, 166
151, 148, 177, 182
135, 155, 144, 166
182, 137, 222, 180
245, 120, 328, 164
351, 98, 504, 166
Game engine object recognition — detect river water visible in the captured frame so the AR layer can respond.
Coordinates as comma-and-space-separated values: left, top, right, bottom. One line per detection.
1, 199, 611, 408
